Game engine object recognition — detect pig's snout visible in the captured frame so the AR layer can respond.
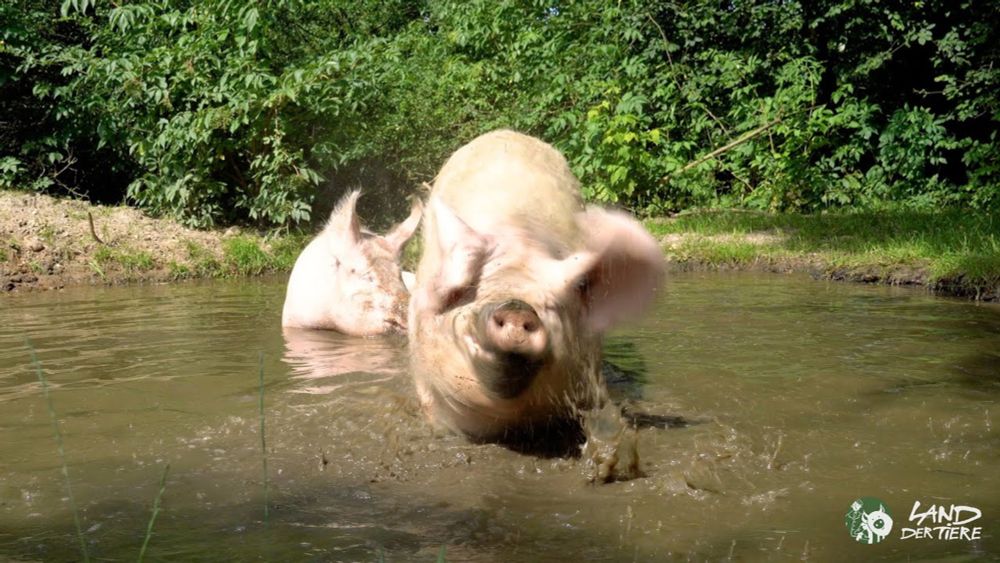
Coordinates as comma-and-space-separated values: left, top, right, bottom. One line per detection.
472, 300, 550, 399
481, 300, 548, 360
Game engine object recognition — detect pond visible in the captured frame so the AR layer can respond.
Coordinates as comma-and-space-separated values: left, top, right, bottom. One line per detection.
1, 272, 997, 561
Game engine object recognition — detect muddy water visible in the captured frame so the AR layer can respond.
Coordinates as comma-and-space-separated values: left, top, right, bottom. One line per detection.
0, 273, 997, 561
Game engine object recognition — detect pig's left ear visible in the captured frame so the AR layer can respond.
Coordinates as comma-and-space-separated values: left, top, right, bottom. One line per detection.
418, 196, 493, 313
560, 208, 666, 333
384, 197, 423, 258
325, 190, 363, 249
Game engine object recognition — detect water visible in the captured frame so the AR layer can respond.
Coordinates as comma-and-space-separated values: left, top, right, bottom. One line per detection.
1, 272, 997, 561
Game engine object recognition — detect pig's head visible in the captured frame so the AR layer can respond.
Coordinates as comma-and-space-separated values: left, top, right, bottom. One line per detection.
282, 190, 421, 335
410, 197, 665, 439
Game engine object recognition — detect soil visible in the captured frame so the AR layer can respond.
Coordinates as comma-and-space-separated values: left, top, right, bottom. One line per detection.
0, 191, 234, 292
2, 191, 995, 301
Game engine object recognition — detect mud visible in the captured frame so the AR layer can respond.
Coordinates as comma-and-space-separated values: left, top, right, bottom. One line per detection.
0, 191, 235, 292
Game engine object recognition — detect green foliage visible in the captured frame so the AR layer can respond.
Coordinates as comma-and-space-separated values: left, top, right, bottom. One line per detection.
223, 236, 271, 276
2, 0, 998, 225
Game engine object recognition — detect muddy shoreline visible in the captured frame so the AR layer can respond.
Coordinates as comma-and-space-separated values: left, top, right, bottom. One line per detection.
2, 191, 996, 300
0, 191, 283, 293
660, 250, 998, 301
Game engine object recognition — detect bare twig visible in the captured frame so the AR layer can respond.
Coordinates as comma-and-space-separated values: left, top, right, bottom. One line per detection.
646, 12, 686, 90
703, 105, 731, 136
662, 116, 784, 182
87, 212, 106, 245
661, 105, 817, 184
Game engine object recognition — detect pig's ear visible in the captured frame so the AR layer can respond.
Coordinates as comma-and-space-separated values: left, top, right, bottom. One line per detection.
420, 196, 492, 313
384, 197, 423, 258
559, 208, 665, 333
325, 190, 362, 248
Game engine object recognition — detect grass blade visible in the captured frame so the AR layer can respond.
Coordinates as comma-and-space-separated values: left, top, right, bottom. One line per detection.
26, 338, 90, 563
258, 351, 269, 525
137, 463, 170, 562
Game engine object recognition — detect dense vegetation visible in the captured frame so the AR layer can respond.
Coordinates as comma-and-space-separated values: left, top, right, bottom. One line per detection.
2, 1, 998, 228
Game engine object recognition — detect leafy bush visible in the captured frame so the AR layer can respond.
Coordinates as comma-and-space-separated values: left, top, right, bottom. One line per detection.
2, 0, 997, 226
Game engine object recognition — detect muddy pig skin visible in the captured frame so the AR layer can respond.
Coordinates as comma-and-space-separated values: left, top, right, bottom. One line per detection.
409, 130, 665, 441
282, 191, 421, 335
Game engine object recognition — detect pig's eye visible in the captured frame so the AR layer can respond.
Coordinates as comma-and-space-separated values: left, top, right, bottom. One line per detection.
440, 285, 475, 312
574, 274, 592, 300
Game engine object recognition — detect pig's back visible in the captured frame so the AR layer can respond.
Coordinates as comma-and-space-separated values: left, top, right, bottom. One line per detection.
432, 130, 583, 242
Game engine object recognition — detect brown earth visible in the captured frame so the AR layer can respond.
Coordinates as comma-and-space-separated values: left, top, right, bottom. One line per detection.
3, 191, 995, 301
1, 191, 236, 292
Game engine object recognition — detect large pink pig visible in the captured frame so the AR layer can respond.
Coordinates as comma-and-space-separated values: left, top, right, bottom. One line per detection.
282, 191, 421, 335
409, 130, 665, 441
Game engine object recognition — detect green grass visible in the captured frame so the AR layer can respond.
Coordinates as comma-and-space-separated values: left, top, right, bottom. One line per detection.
26, 339, 90, 562
646, 208, 1000, 296
167, 261, 192, 280
258, 352, 269, 525
183, 240, 223, 276
137, 463, 170, 562
93, 246, 156, 274
37, 225, 56, 245
266, 232, 309, 271
223, 236, 272, 276
179, 234, 308, 278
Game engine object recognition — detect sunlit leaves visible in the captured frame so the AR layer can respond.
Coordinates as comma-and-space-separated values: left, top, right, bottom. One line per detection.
5, 0, 999, 225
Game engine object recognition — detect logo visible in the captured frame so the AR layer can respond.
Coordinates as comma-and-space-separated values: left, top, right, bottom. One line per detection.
901, 501, 983, 540
846, 497, 894, 544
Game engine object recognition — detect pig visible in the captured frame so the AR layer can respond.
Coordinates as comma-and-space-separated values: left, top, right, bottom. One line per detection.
409, 130, 665, 442
282, 190, 421, 335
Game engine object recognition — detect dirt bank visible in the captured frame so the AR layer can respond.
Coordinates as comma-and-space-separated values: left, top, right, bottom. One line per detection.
3, 191, 997, 302
0, 191, 290, 293
655, 224, 1000, 302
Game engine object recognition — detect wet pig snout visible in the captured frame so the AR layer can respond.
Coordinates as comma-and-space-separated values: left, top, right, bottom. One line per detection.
479, 300, 548, 360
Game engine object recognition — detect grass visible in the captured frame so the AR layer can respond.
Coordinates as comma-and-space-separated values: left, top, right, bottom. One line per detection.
37, 225, 56, 245
267, 232, 309, 270
137, 463, 170, 562
183, 240, 223, 277
646, 208, 1000, 297
257, 352, 269, 525
26, 339, 89, 563
93, 246, 156, 275
167, 261, 192, 280
176, 235, 306, 279
84, 234, 307, 282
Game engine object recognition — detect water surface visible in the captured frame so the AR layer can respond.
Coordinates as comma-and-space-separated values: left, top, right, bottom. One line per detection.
1, 273, 997, 561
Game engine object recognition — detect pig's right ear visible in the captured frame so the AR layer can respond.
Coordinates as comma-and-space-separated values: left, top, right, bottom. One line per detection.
553, 207, 665, 333
325, 190, 362, 250
420, 196, 492, 313
384, 197, 423, 258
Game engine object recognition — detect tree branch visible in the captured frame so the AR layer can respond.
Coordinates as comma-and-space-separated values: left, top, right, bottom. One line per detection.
660, 106, 815, 184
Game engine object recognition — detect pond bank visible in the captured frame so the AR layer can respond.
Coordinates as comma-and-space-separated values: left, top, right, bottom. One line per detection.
3, 191, 998, 301
0, 191, 303, 292
648, 209, 1000, 301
